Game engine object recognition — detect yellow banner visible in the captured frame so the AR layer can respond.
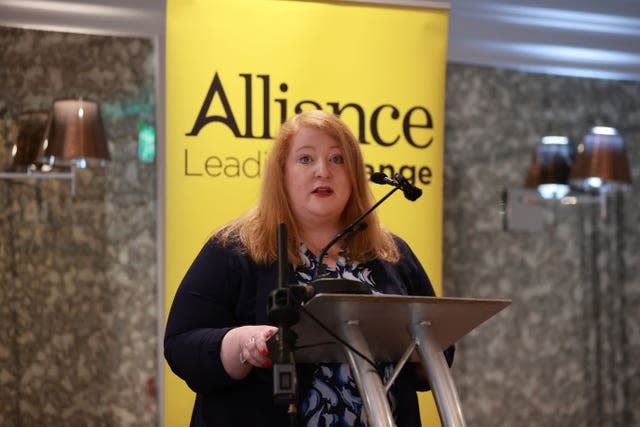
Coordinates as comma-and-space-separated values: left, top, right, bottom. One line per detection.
166, 0, 448, 425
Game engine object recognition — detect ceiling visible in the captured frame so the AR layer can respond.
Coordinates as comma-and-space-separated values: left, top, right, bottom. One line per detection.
0, 0, 639, 82
447, 0, 640, 81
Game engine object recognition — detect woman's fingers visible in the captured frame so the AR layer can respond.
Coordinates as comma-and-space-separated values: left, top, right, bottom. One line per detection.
240, 325, 278, 368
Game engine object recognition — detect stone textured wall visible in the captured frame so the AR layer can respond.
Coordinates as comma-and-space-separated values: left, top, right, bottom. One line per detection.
444, 63, 640, 427
0, 27, 157, 427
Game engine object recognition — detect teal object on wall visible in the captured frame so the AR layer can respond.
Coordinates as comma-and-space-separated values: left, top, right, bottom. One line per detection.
137, 122, 155, 162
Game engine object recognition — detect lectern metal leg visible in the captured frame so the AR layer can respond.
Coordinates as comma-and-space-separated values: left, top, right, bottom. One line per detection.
411, 321, 466, 427
341, 320, 396, 427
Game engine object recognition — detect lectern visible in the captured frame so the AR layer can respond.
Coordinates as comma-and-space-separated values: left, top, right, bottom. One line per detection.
274, 294, 511, 427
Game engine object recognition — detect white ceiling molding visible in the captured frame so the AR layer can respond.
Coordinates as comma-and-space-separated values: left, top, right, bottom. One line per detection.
447, 0, 640, 81
340, 0, 449, 9
1, 0, 639, 81
0, 0, 164, 37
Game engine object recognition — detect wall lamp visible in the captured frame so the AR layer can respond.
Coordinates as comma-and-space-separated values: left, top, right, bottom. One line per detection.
0, 98, 109, 195
502, 127, 632, 231
569, 126, 631, 193
524, 135, 573, 200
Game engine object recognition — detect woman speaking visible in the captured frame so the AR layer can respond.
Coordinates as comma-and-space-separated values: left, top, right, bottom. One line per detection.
164, 110, 453, 426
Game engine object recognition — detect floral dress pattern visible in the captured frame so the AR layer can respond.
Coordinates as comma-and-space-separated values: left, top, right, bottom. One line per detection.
296, 244, 396, 427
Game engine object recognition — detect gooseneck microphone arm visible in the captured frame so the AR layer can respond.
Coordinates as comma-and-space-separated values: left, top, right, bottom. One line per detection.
316, 185, 400, 278
316, 172, 423, 278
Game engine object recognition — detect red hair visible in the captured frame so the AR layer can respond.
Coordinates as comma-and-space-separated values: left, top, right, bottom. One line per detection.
218, 110, 399, 265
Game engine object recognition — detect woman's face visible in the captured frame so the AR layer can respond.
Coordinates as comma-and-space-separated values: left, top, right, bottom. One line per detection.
284, 126, 352, 232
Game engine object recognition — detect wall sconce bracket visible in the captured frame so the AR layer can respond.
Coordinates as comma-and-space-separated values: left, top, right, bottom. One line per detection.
501, 187, 606, 232
0, 169, 76, 195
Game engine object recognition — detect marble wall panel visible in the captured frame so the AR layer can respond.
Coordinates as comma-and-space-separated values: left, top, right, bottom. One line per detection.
444, 63, 640, 427
0, 27, 157, 427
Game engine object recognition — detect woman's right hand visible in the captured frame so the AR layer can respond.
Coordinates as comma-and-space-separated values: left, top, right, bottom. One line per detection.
221, 325, 278, 379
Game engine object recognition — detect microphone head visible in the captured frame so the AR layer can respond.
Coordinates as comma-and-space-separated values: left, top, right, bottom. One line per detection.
404, 186, 422, 201
370, 172, 388, 184
393, 173, 422, 201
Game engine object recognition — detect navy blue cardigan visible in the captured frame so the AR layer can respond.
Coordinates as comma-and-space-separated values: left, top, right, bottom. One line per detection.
164, 235, 454, 427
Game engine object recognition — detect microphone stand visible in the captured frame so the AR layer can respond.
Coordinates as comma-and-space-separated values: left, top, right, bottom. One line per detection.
267, 224, 301, 426
310, 186, 401, 295
266, 180, 415, 421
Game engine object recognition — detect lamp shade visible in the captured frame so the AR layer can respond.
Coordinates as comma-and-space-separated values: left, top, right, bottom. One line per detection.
569, 126, 631, 192
42, 99, 109, 168
524, 136, 573, 199
11, 111, 49, 171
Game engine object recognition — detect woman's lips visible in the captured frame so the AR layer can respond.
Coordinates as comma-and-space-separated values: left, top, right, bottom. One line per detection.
312, 186, 333, 197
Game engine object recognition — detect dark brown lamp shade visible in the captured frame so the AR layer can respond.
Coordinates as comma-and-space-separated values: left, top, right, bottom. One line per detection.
42, 99, 109, 168
524, 136, 573, 199
11, 111, 49, 171
569, 126, 631, 192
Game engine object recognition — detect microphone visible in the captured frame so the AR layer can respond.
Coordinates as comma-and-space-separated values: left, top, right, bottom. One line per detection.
370, 172, 395, 186
310, 173, 417, 295
370, 172, 422, 201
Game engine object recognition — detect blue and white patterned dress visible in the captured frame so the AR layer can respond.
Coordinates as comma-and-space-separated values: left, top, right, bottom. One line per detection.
295, 244, 396, 427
